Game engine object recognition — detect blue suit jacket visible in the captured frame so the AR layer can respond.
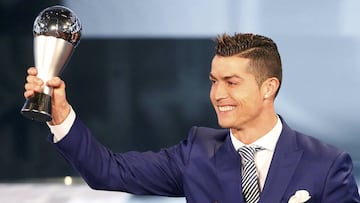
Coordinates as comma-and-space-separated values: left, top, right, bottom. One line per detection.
52, 116, 360, 202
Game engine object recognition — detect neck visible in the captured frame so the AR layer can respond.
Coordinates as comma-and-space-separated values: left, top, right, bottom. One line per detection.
231, 112, 278, 144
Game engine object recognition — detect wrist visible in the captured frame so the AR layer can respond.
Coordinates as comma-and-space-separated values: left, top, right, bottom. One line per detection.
49, 103, 71, 125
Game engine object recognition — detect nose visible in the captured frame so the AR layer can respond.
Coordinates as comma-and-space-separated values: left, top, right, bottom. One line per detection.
211, 83, 228, 101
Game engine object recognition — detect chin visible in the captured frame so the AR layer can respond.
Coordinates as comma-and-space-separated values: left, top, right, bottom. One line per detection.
217, 121, 231, 129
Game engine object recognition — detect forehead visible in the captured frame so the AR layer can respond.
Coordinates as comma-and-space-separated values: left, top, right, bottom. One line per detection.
210, 55, 251, 77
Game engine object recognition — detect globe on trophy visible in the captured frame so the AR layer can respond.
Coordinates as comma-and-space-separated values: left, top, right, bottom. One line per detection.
21, 5, 82, 122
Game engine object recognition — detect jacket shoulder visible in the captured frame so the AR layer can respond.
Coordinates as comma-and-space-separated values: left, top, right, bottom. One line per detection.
185, 126, 229, 157
295, 131, 345, 159
188, 126, 229, 143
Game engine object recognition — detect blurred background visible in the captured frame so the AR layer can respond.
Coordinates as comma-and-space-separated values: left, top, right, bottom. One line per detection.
0, 0, 359, 202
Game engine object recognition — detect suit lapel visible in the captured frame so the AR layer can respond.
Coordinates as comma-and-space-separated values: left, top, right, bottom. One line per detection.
214, 134, 245, 203
259, 121, 303, 203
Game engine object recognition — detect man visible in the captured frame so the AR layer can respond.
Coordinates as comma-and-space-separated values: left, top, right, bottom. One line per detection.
24, 33, 360, 202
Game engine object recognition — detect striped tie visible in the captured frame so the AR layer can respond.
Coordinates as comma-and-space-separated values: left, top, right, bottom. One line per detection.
238, 145, 263, 203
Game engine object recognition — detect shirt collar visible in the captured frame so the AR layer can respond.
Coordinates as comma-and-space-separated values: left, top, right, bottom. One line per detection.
230, 115, 283, 151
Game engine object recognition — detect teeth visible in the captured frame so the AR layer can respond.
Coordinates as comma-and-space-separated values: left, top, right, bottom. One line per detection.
218, 106, 235, 112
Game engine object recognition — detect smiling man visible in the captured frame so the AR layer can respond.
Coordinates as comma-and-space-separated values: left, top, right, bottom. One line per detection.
24, 33, 360, 202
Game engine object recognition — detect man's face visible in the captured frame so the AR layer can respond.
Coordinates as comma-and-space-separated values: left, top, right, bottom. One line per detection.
209, 55, 265, 130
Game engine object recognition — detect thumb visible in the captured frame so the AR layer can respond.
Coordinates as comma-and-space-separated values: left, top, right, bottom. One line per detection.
46, 77, 71, 125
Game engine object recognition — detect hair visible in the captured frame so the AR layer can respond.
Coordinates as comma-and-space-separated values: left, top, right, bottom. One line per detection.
215, 33, 282, 96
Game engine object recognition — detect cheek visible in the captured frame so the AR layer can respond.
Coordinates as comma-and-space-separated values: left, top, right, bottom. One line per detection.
209, 86, 216, 101
243, 94, 263, 111
232, 89, 261, 106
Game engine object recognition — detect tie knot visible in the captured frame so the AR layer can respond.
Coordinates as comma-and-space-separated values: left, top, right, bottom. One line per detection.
238, 145, 263, 163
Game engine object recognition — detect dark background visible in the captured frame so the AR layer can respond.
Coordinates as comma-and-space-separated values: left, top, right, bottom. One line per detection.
0, 1, 219, 181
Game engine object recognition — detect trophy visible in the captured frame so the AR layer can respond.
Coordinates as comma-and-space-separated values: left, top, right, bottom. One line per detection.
21, 5, 81, 122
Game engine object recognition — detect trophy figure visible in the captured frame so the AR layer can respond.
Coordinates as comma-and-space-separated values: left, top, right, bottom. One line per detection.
21, 5, 82, 122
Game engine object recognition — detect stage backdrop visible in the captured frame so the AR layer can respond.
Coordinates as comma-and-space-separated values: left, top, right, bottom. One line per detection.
0, 1, 359, 202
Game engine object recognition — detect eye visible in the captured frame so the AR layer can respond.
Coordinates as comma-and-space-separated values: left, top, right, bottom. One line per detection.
210, 78, 217, 84
227, 81, 237, 86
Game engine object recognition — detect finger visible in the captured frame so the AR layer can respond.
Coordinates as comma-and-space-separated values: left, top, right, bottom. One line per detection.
27, 67, 38, 76
46, 77, 64, 88
24, 90, 35, 99
26, 75, 44, 85
24, 82, 43, 93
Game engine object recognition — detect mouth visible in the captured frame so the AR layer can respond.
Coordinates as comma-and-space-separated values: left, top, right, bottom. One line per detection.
218, 105, 236, 112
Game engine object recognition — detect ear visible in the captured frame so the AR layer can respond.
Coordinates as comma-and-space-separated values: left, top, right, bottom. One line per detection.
261, 77, 280, 100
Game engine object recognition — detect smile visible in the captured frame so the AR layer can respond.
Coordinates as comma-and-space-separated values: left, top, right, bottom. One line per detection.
218, 106, 235, 112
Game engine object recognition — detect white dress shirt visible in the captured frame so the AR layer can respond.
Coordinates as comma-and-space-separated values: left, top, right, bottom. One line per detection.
230, 116, 282, 191
47, 106, 76, 143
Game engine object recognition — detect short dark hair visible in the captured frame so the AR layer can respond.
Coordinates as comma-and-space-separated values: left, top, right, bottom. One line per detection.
215, 33, 282, 96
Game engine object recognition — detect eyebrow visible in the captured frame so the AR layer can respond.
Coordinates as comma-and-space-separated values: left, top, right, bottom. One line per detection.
209, 73, 243, 81
209, 73, 216, 80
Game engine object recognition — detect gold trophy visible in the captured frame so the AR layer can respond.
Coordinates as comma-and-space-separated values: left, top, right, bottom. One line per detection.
21, 5, 81, 122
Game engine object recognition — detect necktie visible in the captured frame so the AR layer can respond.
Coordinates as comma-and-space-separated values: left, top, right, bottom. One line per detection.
238, 145, 263, 203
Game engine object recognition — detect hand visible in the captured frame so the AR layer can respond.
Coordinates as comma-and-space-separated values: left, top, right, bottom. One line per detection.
24, 67, 71, 125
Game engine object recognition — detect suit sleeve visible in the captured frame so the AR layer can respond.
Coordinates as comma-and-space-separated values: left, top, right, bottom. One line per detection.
50, 116, 189, 197
322, 151, 360, 202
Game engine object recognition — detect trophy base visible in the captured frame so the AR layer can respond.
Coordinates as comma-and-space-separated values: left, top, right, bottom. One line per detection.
21, 92, 52, 122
